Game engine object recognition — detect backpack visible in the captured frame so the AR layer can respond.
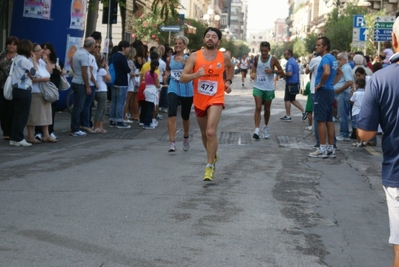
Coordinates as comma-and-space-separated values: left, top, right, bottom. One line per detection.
108, 54, 116, 85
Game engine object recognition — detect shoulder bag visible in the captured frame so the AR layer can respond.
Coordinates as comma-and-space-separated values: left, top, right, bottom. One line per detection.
288, 83, 300, 95
59, 75, 70, 90
3, 61, 15, 100
39, 81, 59, 103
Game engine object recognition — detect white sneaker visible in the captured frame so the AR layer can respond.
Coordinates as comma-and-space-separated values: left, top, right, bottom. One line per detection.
168, 142, 176, 152
150, 122, 158, 128
305, 126, 313, 131
308, 148, 327, 158
35, 133, 42, 141
50, 132, 57, 139
14, 139, 32, 147
123, 119, 134, 124
263, 126, 270, 139
9, 140, 15, 146
182, 138, 190, 151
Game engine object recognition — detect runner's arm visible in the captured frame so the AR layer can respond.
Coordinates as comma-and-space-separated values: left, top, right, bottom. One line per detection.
250, 57, 258, 80
180, 53, 203, 83
272, 57, 283, 75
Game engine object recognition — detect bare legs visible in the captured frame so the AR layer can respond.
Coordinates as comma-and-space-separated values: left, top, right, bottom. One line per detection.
196, 105, 223, 164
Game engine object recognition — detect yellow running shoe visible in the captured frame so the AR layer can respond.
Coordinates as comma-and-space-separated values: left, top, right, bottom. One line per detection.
203, 166, 214, 181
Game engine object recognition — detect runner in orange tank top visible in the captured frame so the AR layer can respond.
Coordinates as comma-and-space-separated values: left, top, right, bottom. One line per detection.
180, 27, 234, 181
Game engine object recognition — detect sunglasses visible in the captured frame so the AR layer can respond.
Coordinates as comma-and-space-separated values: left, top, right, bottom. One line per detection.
95, 46, 101, 48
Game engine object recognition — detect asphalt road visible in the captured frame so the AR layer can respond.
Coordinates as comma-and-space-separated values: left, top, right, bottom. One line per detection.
0, 75, 389, 267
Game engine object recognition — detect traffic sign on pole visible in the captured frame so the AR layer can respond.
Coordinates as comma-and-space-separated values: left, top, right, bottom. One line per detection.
159, 25, 181, 32
352, 15, 366, 48
373, 16, 395, 42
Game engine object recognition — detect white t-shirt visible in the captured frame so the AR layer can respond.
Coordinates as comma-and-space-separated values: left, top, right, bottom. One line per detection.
31, 58, 50, 93
350, 89, 365, 116
308, 56, 321, 94
158, 58, 166, 83
89, 54, 97, 86
96, 68, 108, 92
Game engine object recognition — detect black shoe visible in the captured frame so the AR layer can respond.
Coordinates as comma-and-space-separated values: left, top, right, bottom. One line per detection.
313, 143, 320, 148
253, 133, 260, 140
350, 128, 357, 139
302, 112, 308, 121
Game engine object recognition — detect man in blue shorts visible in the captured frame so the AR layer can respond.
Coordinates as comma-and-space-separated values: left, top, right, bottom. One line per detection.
250, 42, 283, 139
308, 37, 338, 158
358, 17, 399, 267
280, 49, 307, 122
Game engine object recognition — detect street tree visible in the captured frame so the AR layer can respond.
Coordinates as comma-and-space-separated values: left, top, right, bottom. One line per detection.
323, 3, 368, 51
151, 0, 180, 21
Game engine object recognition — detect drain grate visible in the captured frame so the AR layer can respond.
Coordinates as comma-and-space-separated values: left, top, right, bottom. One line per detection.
100, 129, 142, 139
276, 135, 311, 150
219, 132, 252, 145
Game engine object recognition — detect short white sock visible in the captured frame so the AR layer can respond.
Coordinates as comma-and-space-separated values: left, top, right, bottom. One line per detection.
254, 128, 259, 134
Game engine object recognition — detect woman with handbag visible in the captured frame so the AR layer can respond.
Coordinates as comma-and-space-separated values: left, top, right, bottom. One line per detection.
26, 43, 57, 144
34, 42, 66, 141
9, 39, 39, 146
0, 36, 18, 141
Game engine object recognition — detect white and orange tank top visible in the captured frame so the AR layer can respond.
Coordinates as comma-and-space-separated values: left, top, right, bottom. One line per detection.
193, 50, 225, 110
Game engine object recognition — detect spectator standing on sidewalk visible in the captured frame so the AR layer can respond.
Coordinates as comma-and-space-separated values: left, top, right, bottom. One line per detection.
250, 41, 283, 140
109, 41, 131, 129
334, 52, 354, 141
308, 37, 338, 158
357, 17, 399, 267
70, 37, 95, 137
305, 53, 321, 146
280, 49, 307, 122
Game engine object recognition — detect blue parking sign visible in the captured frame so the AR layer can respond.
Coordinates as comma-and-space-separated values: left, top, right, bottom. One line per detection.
353, 15, 365, 28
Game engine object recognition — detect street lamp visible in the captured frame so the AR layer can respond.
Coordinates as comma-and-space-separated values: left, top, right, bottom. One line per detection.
203, 8, 220, 27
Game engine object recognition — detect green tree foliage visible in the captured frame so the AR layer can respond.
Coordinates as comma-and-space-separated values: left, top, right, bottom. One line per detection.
323, 4, 368, 51
270, 40, 295, 59
151, 0, 179, 21
304, 33, 320, 54
293, 38, 306, 58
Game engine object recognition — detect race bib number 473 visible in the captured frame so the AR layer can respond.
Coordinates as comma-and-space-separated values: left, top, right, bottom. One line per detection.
198, 80, 218, 96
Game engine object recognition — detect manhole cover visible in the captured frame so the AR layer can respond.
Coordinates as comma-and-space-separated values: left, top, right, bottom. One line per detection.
219, 132, 252, 145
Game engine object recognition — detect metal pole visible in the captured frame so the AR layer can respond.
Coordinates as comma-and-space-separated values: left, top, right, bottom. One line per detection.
168, 31, 171, 46
106, 0, 113, 62
378, 42, 381, 55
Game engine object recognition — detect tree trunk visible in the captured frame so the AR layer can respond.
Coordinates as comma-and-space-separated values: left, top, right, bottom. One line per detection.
85, 0, 100, 38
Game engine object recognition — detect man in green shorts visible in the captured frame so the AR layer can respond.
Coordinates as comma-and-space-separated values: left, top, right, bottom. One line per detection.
250, 42, 283, 139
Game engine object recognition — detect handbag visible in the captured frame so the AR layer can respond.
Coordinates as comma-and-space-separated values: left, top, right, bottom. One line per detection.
39, 81, 59, 103
59, 75, 70, 90
3, 61, 15, 100
288, 83, 299, 95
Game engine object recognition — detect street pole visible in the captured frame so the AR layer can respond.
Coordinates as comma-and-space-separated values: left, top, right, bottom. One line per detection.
106, 0, 113, 62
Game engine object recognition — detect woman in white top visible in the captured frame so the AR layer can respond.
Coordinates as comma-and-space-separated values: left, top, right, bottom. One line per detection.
93, 54, 111, 133
123, 47, 140, 122
10, 39, 39, 146
26, 43, 57, 143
